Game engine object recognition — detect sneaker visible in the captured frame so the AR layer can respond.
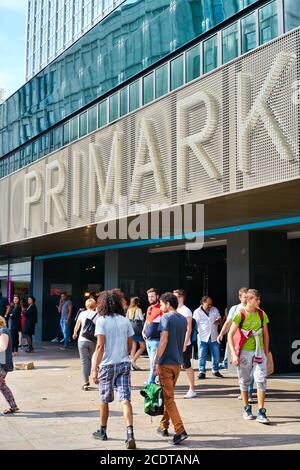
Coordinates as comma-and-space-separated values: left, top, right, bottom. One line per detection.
184, 390, 197, 399
93, 427, 107, 440
243, 405, 254, 420
256, 408, 270, 424
219, 362, 228, 370
212, 371, 224, 378
125, 437, 136, 449
59, 338, 64, 343
51, 337, 60, 343
157, 427, 169, 437
198, 373, 206, 379
237, 395, 242, 400
171, 430, 188, 445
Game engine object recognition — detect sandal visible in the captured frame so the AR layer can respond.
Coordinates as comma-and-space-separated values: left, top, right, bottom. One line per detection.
3, 406, 19, 414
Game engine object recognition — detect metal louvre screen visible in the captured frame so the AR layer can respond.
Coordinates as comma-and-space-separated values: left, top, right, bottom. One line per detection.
0, 28, 300, 245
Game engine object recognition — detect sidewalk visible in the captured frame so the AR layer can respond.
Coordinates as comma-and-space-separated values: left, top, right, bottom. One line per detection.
1, 343, 300, 450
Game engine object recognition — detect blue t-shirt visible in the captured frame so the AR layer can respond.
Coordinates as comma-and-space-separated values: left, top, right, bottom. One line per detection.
61, 300, 72, 320
158, 311, 187, 366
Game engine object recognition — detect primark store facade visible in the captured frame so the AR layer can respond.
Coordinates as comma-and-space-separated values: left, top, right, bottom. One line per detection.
0, 0, 300, 373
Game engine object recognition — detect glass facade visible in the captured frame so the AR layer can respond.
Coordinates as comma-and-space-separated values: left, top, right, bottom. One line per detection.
1, 0, 262, 160
0, 258, 31, 302
1, 0, 300, 180
171, 55, 184, 91
203, 35, 218, 73
284, 0, 300, 32
241, 12, 257, 53
186, 44, 201, 82
259, 1, 278, 45
222, 22, 239, 64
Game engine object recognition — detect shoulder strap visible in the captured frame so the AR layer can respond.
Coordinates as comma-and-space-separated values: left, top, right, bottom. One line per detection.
239, 308, 246, 328
92, 312, 98, 320
257, 308, 264, 327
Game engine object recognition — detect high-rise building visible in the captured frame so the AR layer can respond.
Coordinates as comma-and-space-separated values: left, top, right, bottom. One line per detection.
1, 0, 300, 373
26, 0, 124, 80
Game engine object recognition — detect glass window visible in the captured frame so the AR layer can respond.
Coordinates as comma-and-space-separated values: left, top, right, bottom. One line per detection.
143, 73, 154, 105
98, 100, 107, 127
155, 64, 168, 99
129, 80, 140, 112
0, 259, 9, 298
63, 122, 70, 146
171, 55, 184, 91
186, 44, 200, 82
241, 12, 257, 54
32, 141, 38, 161
70, 117, 79, 142
79, 112, 88, 137
53, 126, 62, 150
109, 93, 119, 122
259, 1, 278, 45
88, 105, 97, 132
284, 0, 300, 32
222, 22, 239, 64
203, 35, 218, 73
8, 258, 31, 301
120, 87, 128, 117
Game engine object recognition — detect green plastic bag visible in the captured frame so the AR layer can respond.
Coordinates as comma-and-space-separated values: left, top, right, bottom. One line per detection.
140, 383, 164, 416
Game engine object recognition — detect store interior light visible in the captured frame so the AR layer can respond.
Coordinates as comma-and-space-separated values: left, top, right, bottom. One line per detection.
84, 292, 90, 297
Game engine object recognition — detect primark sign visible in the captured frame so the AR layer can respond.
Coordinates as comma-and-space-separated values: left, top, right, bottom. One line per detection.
0, 30, 299, 244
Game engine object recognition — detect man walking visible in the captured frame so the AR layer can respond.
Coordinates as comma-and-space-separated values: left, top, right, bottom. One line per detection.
228, 289, 270, 424
193, 296, 223, 379
91, 290, 136, 449
217, 287, 248, 369
58, 293, 73, 350
154, 292, 188, 445
142, 288, 163, 384
173, 289, 196, 398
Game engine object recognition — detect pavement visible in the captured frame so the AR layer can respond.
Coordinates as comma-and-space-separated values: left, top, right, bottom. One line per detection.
1, 343, 300, 450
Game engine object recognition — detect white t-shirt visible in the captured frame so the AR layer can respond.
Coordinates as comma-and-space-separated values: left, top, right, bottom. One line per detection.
95, 314, 134, 366
227, 303, 243, 321
193, 306, 221, 343
177, 305, 193, 346
78, 310, 98, 342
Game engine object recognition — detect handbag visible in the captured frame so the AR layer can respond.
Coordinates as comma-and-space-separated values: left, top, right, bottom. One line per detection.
81, 313, 98, 342
131, 319, 144, 337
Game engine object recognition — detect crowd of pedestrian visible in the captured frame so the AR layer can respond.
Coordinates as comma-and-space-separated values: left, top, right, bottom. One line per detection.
0, 285, 272, 449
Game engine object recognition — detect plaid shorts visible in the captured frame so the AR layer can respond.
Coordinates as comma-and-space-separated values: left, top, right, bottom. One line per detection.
98, 361, 131, 403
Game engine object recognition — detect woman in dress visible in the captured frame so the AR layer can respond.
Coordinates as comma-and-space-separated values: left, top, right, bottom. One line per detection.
23, 296, 38, 353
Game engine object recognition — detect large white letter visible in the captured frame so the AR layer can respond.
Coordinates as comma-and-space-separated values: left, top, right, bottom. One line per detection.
88, 131, 123, 213
130, 118, 168, 202
45, 160, 66, 225
24, 170, 43, 230
177, 91, 221, 189
237, 51, 296, 174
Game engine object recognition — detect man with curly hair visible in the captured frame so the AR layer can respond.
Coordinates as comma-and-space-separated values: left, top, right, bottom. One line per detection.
91, 289, 136, 449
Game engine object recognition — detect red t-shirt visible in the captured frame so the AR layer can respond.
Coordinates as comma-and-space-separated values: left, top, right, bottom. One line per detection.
146, 303, 163, 323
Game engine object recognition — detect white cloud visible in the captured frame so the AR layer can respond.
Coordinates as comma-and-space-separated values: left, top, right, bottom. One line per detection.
0, 0, 27, 13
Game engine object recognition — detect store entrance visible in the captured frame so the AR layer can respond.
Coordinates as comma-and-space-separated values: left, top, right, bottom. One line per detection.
42, 254, 104, 340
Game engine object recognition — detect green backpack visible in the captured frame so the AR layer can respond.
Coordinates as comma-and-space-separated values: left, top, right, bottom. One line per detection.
140, 383, 164, 416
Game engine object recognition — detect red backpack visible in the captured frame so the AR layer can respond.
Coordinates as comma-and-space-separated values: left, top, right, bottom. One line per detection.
232, 308, 264, 357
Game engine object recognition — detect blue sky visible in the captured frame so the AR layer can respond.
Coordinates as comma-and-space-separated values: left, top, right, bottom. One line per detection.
0, 0, 27, 99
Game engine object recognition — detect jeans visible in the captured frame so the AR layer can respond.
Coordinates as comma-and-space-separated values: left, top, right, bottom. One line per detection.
60, 317, 70, 348
78, 340, 96, 383
146, 339, 160, 384
159, 364, 185, 435
199, 339, 220, 374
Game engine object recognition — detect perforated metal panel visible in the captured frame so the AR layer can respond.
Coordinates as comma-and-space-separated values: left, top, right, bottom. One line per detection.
1, 28, 299, 246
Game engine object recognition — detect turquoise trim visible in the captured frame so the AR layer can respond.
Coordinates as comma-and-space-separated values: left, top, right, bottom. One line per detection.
35, 214, 300, 260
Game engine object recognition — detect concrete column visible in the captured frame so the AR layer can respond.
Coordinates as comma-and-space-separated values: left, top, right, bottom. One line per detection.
227, 231, 289, 373
32, 259, 44, 341
104, 250, 119, 290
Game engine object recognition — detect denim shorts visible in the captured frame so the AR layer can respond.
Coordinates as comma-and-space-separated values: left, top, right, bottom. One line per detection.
98, 361, 131, 403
